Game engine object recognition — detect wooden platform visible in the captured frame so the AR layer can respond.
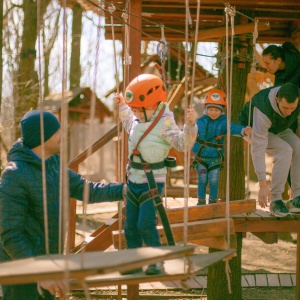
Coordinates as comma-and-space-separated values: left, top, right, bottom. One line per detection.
70, 249, 236, 289
0, 246, 195, 285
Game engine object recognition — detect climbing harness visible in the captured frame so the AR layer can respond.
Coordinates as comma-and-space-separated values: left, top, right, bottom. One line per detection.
191, 136, 225, 173
125, 104, 176, 246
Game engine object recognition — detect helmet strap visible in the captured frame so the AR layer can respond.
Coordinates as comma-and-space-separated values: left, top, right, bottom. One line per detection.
142, 107, 148, 122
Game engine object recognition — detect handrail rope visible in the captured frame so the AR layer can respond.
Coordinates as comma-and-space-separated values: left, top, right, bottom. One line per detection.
36, 0, 50, 257
79, 0, 104, 256
183, 0, 191, 248
224, 3, 236, 295
189, 0, 201, 103
108, 2, 124, 252
246, 19, 259, 200
60, 0, 71, 295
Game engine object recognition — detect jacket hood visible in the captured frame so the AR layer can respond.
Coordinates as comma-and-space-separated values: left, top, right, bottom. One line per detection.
7, 138, 57, 167
268, 86, 284, 117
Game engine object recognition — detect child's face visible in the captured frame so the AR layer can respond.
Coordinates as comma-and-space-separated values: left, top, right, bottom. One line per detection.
131, 107, 155, 123
207, 107, 222, 120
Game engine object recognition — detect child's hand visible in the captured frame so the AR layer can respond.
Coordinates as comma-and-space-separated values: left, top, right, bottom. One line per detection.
186, 107, 197, 126
115, 93, 125, 106
244, 126, 252, 135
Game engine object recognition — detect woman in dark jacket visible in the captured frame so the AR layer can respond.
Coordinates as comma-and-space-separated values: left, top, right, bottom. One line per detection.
261, 41, 300, 87
0, 110, 125, 300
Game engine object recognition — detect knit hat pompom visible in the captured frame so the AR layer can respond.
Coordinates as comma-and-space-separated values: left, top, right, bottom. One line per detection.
21, 110, 61, 149
206, 104, 224, 112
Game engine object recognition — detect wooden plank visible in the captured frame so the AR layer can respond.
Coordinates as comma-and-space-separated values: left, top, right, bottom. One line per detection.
70, 250, 236, 289
279, 274, 293, 286
164, 199, 256, 224
267, 274, 280, 287
241, 276, 249, 287
252, 232, 278, 244
194, 276, 207, 288
112, 219, 235, 249
0, 246, 195, 285
234, 219, 300, 233
244, 274, 255, 287
256, 274, 268, 286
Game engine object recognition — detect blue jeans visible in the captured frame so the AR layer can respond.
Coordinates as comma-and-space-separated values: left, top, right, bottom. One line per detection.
196, 158, 221, 201
125, 181, 164, 249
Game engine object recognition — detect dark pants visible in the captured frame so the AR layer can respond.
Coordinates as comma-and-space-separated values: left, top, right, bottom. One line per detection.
2, 283, 54, 300
124, 181, 164, 249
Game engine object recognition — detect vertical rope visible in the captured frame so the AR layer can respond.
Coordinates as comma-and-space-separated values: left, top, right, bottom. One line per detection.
109, 2, 124, 254
246, 19, 259, 199
60, 0, 71, 296
36, 0, 49, 256
223, 4, 236, 294
183, 0, 191, 247
79, 0, 103, 260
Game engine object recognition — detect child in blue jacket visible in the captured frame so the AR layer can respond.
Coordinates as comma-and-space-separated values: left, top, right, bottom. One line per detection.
191, 89, 252, 205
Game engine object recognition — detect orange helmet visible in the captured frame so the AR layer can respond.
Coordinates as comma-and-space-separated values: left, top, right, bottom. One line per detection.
204, 89, 227, 108
125, 74, 167, 109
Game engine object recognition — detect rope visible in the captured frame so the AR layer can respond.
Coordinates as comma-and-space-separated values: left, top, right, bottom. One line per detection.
60, 0, 71, 295
182, 0, 191, 247
36, 0, 50, 256
223, 3, 236, 295
109, 2, 124, 252
79, 0, 104, 254
189, 0, 201, 104
246, 19, 259, 199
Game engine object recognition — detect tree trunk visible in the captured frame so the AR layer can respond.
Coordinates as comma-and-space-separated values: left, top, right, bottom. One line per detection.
208, 11, 254, 300
15, 0, 51, 131
70, 4, 82, 89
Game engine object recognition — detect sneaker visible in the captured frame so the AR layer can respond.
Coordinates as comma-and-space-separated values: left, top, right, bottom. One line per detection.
286, 196, 300, 213
269, 200, 291, 217
145, 262, 164, 275
209, 200, 217, 204
197, 199, 206, 206
120, 268, 142, 275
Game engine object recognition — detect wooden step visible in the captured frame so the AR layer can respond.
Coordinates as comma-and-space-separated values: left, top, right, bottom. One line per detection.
164, 199, 256, 224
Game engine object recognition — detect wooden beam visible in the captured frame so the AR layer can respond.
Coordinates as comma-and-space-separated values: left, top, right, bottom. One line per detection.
112, 218, 235, 249
165, 199, 256, 224
105, 22, 271, 42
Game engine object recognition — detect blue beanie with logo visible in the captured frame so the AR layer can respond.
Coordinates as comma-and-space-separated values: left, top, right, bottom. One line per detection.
21, 110, 61, 149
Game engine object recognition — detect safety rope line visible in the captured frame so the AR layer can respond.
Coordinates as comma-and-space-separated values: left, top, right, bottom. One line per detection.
223, 3, 236, 295
108, 2, 124, 253
60, 0, 72, 296
246, 19, 259, 200
183, 0, 191, 248
189, 0, 201, 104
79, 0, 104, 260
36, 0, 50, 257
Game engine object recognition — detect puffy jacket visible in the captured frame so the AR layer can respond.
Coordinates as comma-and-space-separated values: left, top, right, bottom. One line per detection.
192, 113, 245, 159
119, 102, 197, 183
0, 139, 124, 261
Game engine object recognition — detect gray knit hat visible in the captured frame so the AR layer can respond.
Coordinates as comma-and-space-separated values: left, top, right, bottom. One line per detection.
21, 110, 61, 149
206, 104, 224, 112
